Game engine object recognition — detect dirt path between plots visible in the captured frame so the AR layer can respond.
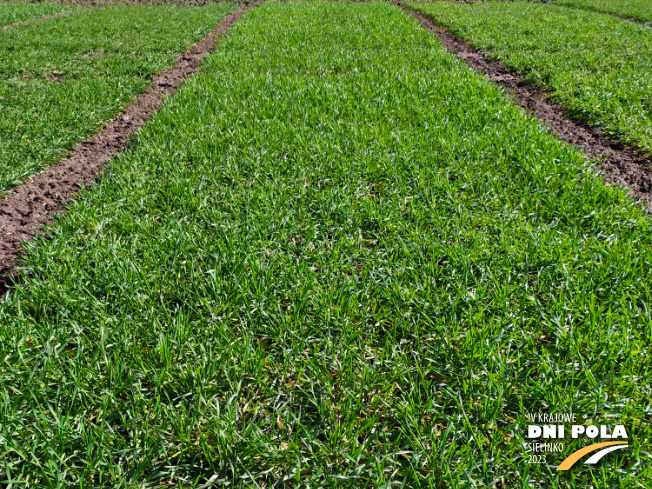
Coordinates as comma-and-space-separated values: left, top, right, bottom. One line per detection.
401, 5, 652, 210
0, 5, 253, 285
1, 10, 78, 31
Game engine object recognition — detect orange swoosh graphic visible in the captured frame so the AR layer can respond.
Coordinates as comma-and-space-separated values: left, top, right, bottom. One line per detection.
556, 441, 628, 471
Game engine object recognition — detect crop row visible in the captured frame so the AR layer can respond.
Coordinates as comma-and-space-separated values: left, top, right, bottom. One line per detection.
554, 0, 652, 22
0, 4, 235, 195
410, 1, 652, 156
0, 2, 649, 486
0, 1, 76, 28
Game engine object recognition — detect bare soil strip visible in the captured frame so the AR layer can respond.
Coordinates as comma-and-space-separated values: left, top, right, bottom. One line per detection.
0, 5, 252, 282
1, 10, 78, 31
402, 5, 652, 210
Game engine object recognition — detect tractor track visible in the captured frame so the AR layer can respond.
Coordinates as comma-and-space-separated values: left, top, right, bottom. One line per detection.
0, 5, 254, 289
401, 4, 652, 211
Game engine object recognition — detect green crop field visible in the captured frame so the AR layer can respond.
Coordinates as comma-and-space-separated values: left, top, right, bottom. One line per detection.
0, 4, 235, 194
0, 1, 75, 27
409, 1, 652, 156
554, 0, 652, 23
0, 1, 650, 487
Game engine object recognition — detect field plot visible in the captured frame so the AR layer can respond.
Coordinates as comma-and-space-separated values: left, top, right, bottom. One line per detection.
0, 1, 75, 28
1, 2, 651, 487
554, 0, 652, 23
409, 1, 652, 156
0, 4, 235, 194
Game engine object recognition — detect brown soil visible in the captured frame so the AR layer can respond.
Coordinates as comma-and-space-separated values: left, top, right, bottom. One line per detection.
402, 5, 652, 210
1, 9, 77, 31
0, 5, 253, 286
